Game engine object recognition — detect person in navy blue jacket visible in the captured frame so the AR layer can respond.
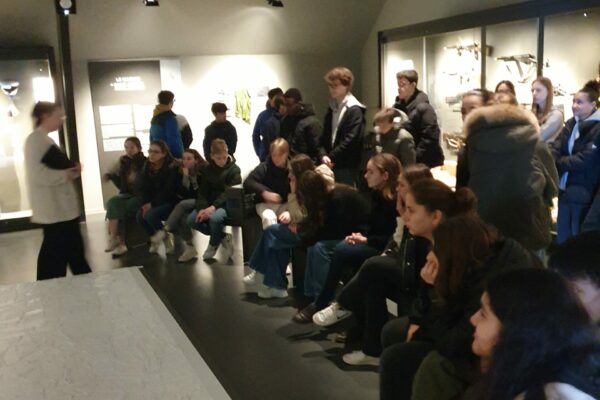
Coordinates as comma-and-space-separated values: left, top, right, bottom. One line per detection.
150, 91, 184, 159
551, 80, 600, 243
252, 87, 283, 161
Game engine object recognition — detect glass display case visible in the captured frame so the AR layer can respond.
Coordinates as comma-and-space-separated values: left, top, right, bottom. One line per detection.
380, 2, 600, 162
0, 48, 61, 230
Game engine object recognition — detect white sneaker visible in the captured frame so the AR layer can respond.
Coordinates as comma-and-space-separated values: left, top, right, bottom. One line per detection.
220, 233, 234, 260
111, 244, 128, 257
312, 302, 352, 327
105, 237, 119, 252
243, 270, 263, 285
342, 351, 379, 366
148, 243, 159, 254
257, 285, 288, 299
178, 243, 198, 262
203, 244, 218, 260
164, 232, 175, 255
150, 230, 165, 244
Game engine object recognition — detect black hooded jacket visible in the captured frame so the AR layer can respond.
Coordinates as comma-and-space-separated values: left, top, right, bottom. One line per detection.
394, 89, 444, 168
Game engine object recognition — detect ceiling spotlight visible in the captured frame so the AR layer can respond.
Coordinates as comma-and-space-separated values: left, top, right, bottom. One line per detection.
144, 0, 159, 6
267, 0, 283, 7
55, 0, 76, 15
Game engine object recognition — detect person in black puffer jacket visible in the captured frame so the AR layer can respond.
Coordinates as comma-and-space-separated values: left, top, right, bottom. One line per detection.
164, 149, 207, 263
280, 88, 322, 163
136, 140, 179, 254
393, 70, 444, 168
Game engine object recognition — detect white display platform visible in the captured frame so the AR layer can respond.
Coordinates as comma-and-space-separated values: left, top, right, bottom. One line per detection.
0, 268, 230, 400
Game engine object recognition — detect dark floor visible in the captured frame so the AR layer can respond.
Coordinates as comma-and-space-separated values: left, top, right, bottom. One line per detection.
0, 214, 378, 400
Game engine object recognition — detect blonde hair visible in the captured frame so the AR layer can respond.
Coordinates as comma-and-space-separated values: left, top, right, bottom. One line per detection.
269, 138, 289, 155
210, 138, 228, 155
324, 67, 354, 89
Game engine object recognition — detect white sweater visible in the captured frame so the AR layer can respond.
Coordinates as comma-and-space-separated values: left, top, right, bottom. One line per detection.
24, 129, 81, 224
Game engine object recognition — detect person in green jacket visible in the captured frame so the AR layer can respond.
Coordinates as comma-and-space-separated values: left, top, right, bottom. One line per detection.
187, 139, 241, 261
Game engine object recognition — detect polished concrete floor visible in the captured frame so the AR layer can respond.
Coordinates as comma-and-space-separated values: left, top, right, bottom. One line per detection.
0, 214, 378, 400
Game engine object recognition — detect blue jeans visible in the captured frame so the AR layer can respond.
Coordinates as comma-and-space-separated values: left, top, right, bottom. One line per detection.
304, 240, 341, 300
187, 208, 228, 246
314, 241, 382, 310
136, 204, 173, 235
557, 197, 589, 244
249, 223, 301, 290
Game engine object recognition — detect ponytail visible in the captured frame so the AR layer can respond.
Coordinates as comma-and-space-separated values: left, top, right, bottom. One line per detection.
409, 179, 477, 218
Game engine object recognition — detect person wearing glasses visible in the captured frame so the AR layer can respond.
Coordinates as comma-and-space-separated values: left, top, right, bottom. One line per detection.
393, 70, 444, 168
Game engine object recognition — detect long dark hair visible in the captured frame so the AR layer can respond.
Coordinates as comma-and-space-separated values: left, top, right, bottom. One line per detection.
485, 268, 600, 400
409, 179, 477, 218
297, 170, 330, 230
402, 163, 433, 186
289, 154, 315, 181
433, 213, 499, 303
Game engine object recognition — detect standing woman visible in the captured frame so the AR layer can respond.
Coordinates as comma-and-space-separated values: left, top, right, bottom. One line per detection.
24, 102, 91, 280
531, 76, 564, 143
137, 139, 179, 253
103, 136, 147, 257
552, 80, 600, 243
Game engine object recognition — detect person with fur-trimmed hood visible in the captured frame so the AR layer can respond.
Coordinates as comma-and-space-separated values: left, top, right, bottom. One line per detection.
318, 67, 366, 186
459, 103, 558, 252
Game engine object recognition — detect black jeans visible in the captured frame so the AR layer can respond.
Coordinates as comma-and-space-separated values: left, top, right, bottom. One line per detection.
314, 241, 382, 310
337, 255, 411, 357
37, 218, 91, 280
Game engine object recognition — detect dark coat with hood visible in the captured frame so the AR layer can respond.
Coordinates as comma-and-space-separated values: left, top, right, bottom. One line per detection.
195, 156, 241, 211
318, 94, 366, 169
203, 120, 238, 160
459, 104, 559, 251
252, 104, 277, 161
551, 110, 600, 206
243, 158, 290, 203
393, 89, 444, 168
257, 112, 283, 162
138, 155, 179, 207
281, 103, 322, 162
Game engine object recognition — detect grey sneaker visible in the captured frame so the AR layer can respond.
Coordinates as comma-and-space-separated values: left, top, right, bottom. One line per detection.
178, 243, 198, 262
202, 244, 218, 260
220, 233, 234, 260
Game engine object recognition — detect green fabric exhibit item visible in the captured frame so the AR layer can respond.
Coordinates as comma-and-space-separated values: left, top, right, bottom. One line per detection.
235, 89, 251, 123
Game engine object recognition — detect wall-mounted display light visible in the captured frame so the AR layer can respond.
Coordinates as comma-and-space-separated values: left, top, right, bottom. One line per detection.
55, 0, 76, 15
267, 0, 283, 7
144, 0, 159, 6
